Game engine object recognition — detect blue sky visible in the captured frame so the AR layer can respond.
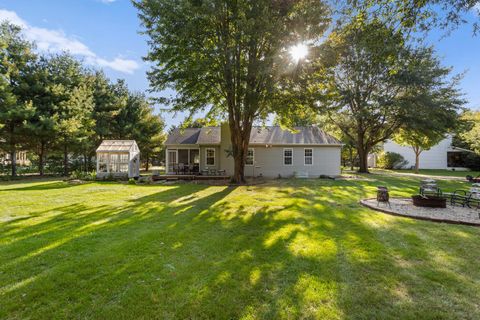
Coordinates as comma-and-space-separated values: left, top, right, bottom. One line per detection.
0, 0, 479, 128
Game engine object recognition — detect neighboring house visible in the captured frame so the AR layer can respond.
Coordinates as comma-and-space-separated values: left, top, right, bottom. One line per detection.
368, 135, 472, 170
165, 123, 342, 178
0, 151, 30, 166
96, 140, 140, 179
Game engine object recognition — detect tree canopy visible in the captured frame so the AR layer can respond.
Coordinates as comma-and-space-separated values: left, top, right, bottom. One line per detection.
135, 0, 330, 182
0, 22, 165, 176
302, 19, 464, 172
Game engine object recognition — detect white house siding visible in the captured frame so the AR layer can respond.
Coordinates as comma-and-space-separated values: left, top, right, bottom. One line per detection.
383, 136, 452, 169
199, 145, 220, 171
237, 146, 341, 178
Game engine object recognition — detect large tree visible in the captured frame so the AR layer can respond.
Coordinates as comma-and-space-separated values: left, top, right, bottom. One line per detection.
45, 54, 94, 176
344, 0, 480, 34
311, 19, 462, 172
0, 22, 36, 177
459, 110, 480, 154
135, 0, 330, 183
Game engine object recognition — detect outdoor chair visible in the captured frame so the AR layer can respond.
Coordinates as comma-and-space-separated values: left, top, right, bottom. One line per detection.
209, 168, 217, 176
217, 169, 226, 176
419, 179, 442, 197
447, 187, 480, 210
201, 169, 209, 176
178, 163, 185, 175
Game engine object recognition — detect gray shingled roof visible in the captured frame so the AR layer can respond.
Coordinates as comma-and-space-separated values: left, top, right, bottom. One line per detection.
249, 126, 341, 145
166, 127, 221, 145
166, 126, 340, 146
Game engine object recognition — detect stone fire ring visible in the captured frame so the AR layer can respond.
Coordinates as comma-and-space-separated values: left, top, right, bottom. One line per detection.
360, 198, 480, 227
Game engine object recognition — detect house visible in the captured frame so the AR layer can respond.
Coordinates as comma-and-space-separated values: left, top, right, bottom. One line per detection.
368, 135, 472, 170
165, 123, 342, 178
96, 140, 140, 179
0, 151, 30, 166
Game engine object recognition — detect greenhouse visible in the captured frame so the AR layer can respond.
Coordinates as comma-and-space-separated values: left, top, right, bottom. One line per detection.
96, 140, 140, 179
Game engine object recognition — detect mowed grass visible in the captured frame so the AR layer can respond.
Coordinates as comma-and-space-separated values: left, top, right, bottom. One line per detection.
1, 174, 480, 319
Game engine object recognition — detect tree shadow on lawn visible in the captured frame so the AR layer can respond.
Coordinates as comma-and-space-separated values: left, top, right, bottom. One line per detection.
0, 181, 82, 192
0, 181, 480, 319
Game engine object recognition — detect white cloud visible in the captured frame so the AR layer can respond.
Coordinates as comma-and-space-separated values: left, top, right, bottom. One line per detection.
0, 9, 140, 74
100, 0, 117, 3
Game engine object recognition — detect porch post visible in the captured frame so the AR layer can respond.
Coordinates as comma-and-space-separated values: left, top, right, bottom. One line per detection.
165, 148, 169, 174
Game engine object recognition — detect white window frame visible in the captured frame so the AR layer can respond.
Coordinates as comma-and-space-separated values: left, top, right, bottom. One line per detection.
283, 148, 293, 166
304, 148, 313, 166
205, 148, 215, 166
245, 148, 255, 166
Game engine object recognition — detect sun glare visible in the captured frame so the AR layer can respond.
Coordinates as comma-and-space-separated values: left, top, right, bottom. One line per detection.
289, 43, 308, 62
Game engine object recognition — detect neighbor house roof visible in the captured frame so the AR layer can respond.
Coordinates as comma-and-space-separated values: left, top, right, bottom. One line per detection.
166, 127, 221, 145
166, 126, 341, 146
96, 140, 138, 153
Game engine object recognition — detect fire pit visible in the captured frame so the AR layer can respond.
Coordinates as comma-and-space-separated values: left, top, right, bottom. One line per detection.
412, 195, 447, 208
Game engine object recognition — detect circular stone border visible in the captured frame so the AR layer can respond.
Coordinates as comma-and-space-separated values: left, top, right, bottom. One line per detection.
360, 198, 480, 227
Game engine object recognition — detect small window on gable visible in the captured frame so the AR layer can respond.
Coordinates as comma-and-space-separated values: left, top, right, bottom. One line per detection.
284, 149, 293, 165
245, 148, 254, 166
206, 148, 215, 166
304, 149, 313, 165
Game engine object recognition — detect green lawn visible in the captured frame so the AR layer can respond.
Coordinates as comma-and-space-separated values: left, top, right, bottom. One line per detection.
1, 174, 480, 319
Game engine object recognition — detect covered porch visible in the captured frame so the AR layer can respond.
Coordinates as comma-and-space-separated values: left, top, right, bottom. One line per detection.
166, 148, 200, 175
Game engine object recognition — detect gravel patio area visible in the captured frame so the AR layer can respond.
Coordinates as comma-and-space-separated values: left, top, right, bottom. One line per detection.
361, 197, 480, 226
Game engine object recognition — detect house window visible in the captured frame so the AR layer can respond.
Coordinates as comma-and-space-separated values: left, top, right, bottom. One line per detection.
304, 149, 313, 165
245, 148, 254, 166
284, 148, 293, 165
206, 148, 215, 166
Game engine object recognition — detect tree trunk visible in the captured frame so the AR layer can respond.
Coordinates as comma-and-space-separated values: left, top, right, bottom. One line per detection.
63, 137, 68, 177
145, 155, 150, 171
83, 153, 88, 172
414, 153, 420, 174
10, 149, 17, 177
349, 147, 354, 171
39, 141, 45, 176
229, 123, 251, 184
357, 147, 369, 173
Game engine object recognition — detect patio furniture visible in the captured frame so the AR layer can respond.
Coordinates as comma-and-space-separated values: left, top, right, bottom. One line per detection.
420, 179, 442, 197
209, 168, 217, 176
217, 169, 226, 176
466, 174, 480, 183
376, 186, 391, 208
178, 163, 185, 175
447, 184, 480, 209
201, 169, 209, 176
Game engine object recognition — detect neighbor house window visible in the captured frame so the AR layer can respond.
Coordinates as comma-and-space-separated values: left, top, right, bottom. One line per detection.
206, 148, 215, 166
284, 148, 293, 165
304, 148, 313, 165
245, 148, 254, 166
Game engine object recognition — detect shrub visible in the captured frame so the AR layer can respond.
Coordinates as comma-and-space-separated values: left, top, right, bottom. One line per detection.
463, 153, 480, 171
69, 170, 97, 181
376, 152, 408, 169
128, 178, 136, 185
